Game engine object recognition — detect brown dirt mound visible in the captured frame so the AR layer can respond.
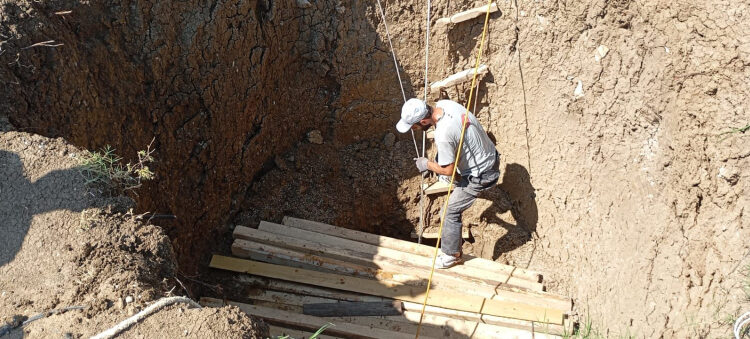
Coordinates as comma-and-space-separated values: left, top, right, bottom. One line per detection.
0, 130, 266, 338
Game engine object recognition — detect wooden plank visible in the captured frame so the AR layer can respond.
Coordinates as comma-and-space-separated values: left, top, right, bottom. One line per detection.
255, 300, 303, 313
232, 238, 566, 311
224, 293, 560, 339
271, 221, 570, 311
303, 301, 403, 317
397, 311, 562, 339
436, 3, 499, 25
429, 64, 489, 92
421, 180, 454, 195
200, 297, 423, 339
252, 222, 545, 292
233, 238, 370, 276
424, 180, 453, 195
238, 275, 385, 303
411, 228, 469, 239
324, 315, 449, 338
252, 299, 559, 339
241, 288, 566, 336
233, 238, 436, 286
210, 255, 564, 324
281, 216, 544, 283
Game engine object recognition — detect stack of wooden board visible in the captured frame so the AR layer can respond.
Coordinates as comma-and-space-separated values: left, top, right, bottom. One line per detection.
204, 217, 572, 338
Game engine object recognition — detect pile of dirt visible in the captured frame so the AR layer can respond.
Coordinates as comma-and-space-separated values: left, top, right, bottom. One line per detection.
0, 130, 266, 338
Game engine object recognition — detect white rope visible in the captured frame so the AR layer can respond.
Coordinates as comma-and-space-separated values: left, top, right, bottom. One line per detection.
417, 0, 432, 244
423, 0, 430, 101
91, 297, 201, 339
376, 0, 406, 103
735, 311, 750, 338
375, 0, 420, 158
375, 0, 426, 241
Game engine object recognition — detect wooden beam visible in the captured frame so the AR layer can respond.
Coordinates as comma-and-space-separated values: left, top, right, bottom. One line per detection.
429, 64, 489, 92
238, 275, 385, 303
245, 298, 561, 338
411, 228, 469, 239
281, 216, 544, 283
303, 301, 403, 317
209, 255, 564, 324
206, 297, 561, 339
421, 180, 454, 195
251, 222, 545, 292
241, 288, 567, 336
436, 2, 499, 25
232, 238, 403, 280
200, 298, 419, 339
232, 238, 565, 310
397, 311, 562, 339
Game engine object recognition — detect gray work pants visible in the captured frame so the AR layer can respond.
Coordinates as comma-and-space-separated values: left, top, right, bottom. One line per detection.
440, 152, 500, 256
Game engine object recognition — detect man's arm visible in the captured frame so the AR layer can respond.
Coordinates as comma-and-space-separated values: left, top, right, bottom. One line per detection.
427, 160, 455, 176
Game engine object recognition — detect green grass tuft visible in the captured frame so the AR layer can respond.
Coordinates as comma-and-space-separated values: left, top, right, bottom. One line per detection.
79, 139, 155, 195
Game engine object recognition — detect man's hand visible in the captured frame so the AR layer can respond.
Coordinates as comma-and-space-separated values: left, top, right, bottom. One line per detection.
415, 157, 429, 173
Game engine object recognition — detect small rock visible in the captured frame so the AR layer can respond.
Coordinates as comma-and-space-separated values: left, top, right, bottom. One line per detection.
307, 130, 323, 144
573, 80, 584, 99
383, 133, 396, 148
594, 45, 609, 62
296, 0, 312, 8
117, 298, 125, 309
536, 15, 547, 26
125, 296, 134, 304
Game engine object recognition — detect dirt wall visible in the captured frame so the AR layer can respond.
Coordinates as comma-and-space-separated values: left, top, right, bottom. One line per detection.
388, 1, 749, 337
0, 0, 410, 270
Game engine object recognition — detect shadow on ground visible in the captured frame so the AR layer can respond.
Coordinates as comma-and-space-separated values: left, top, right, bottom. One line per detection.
478, 162, 538, 260
0, 150, 92, 268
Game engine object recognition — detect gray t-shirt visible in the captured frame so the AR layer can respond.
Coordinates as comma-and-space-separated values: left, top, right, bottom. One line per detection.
434, 100, 496, 177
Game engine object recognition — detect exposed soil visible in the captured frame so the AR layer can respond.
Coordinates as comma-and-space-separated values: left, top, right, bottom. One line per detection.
1, 0, 748, 338
0, 129, 266, 338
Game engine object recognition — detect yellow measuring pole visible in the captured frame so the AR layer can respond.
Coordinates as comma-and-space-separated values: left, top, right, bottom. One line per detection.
415, 1, 495, 338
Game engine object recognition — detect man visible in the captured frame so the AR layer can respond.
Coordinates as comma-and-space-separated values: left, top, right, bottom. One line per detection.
396, 98, 499, 269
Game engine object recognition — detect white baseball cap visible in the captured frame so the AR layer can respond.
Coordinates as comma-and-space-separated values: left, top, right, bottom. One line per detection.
396, 98, 428, 133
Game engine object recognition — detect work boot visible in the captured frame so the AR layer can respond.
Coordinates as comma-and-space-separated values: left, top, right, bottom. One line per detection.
435, 251, 463, 269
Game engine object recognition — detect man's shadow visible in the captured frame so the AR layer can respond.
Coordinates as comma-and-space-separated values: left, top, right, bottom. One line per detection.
0, 150, 93, 268
477, 163, 537, 260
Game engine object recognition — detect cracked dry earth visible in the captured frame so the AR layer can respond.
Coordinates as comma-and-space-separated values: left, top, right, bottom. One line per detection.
1, 0, 749, 338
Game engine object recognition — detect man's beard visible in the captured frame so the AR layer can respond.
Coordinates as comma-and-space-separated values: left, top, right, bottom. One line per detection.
419, 123, 431, 131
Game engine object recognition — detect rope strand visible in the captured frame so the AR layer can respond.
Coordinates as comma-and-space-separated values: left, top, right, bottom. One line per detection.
415, 1, 494, 337
376, 0, 406, 103
375, 0, 426, 240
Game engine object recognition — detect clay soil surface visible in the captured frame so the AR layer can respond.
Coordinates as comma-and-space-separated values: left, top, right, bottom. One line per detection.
0, 128, 266, 338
